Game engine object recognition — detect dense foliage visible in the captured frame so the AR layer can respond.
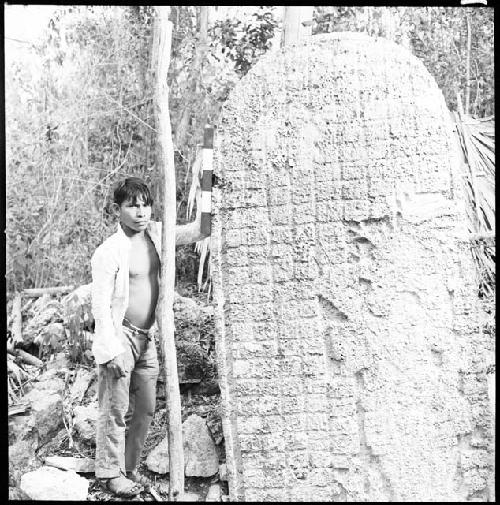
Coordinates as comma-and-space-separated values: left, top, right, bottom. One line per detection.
5, 6, 494, 297
6, 7, 156, 292
313, 6, 494, 117
209, 8, 278, 76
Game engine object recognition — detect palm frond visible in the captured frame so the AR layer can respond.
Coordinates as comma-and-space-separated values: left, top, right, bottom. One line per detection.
454, 108, 495, 295
186, 151, 203, 220
195, 236, 211, 290
186, 149, 211, 290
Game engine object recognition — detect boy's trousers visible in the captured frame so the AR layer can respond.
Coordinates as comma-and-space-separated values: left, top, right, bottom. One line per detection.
95, 324, 159, 479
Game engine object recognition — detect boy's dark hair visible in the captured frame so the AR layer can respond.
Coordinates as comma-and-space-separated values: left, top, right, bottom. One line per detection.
113, 177, 153, 207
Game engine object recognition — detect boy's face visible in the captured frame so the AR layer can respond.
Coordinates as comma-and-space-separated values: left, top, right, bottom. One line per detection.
113, 196, 152, 233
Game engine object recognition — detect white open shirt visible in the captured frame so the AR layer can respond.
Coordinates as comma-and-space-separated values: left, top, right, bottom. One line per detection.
90, 221, 162, 364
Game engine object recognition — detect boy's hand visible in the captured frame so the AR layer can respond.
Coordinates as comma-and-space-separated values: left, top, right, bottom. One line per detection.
106, 354, 127, 379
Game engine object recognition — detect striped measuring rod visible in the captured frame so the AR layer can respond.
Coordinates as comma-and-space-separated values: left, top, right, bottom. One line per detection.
201, 125, 214, 236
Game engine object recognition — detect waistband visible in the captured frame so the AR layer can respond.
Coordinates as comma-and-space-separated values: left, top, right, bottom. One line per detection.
122, 317, 152, 339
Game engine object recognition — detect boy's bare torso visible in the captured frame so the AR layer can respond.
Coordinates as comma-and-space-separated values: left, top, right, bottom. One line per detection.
124, 233, 160, 329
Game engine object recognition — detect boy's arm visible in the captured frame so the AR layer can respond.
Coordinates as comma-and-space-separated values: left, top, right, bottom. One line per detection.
90, 248, 126, 365
175, 203, 209, 246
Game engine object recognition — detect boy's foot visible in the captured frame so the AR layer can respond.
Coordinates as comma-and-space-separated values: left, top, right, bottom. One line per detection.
127, 470, 152, 492
101, 474, 143, 497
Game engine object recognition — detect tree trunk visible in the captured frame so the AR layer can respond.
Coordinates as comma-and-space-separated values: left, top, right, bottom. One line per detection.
154, 6, 184, 501
465, 11, 472, 115
10, 293, 23, 348
281, 6, 314, 47
174, 6, 209, 149
8, 347, 44, 368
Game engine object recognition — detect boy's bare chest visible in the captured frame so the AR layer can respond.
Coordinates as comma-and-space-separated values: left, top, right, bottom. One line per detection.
128, 237, 160, 277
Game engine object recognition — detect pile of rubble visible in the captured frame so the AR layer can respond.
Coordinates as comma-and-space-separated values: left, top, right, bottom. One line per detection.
7, 285, 227, 501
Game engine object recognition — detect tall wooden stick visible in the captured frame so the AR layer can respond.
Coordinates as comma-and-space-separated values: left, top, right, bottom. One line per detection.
10, 293, 23, 348
154, 6, 184, 501
465, 11, 472, 115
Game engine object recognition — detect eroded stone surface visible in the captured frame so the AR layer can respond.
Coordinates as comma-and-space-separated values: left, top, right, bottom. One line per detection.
211, 32, 494, 502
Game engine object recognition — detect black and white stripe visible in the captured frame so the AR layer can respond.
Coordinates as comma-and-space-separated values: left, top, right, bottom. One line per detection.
201, 125, 214, 236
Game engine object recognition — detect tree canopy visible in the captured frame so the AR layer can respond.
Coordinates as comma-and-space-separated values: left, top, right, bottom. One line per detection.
5, 6, 494, 295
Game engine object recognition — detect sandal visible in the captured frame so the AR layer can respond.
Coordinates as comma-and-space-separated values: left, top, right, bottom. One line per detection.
127, 471, 152, 492
100, 474, 143, 497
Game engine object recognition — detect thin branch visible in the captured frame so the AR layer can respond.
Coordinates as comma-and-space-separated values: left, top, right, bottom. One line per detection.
102, 92, 157, 133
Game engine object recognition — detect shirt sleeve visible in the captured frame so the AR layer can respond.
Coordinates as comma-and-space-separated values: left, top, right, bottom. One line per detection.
90, 246, 126, 364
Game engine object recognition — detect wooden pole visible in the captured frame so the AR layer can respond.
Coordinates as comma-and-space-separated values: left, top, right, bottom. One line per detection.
154, 6, 184, 501
7, 347, 43, 368
10, 293, 23, 348
22, 285, 75, 297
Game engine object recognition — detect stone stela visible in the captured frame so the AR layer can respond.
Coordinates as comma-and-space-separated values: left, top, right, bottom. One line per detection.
210, 32, 493, 502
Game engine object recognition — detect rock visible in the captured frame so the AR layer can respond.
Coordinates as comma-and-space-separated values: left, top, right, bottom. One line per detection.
183, 414, 219, 477
63, 284, 95, 334
34, 368, 66, 393
155, 480, 170, 496
33, 428, 68, 460
174, 294, 205, 326
8, 416, 25, 445
69, 368, 96, 404
9, 486, 30, 500
174, 293, 208, 345
73, 402, 98, 443
179, 491, 200, 502
146, 436, 169, 474
20, 466, 89, 501
156, 341, 214, 386
62, 283, 92, 310
45, 351, 72, 372
44, 456, 95, 473
219, 464, 227, 482
146, 415, 219, 477
206, 483, 222, 502
9, 412, 34, 445
206, 405, 224, 445
9, 439, 40, 486
24, 297, 64, 346
26, 295, 54, 317
35, 322, 66, 349
175, 342, 207, 384
24, 388, 63, 441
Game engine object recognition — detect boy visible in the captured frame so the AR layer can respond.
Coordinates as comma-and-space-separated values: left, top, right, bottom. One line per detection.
91, 177, 207, 497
